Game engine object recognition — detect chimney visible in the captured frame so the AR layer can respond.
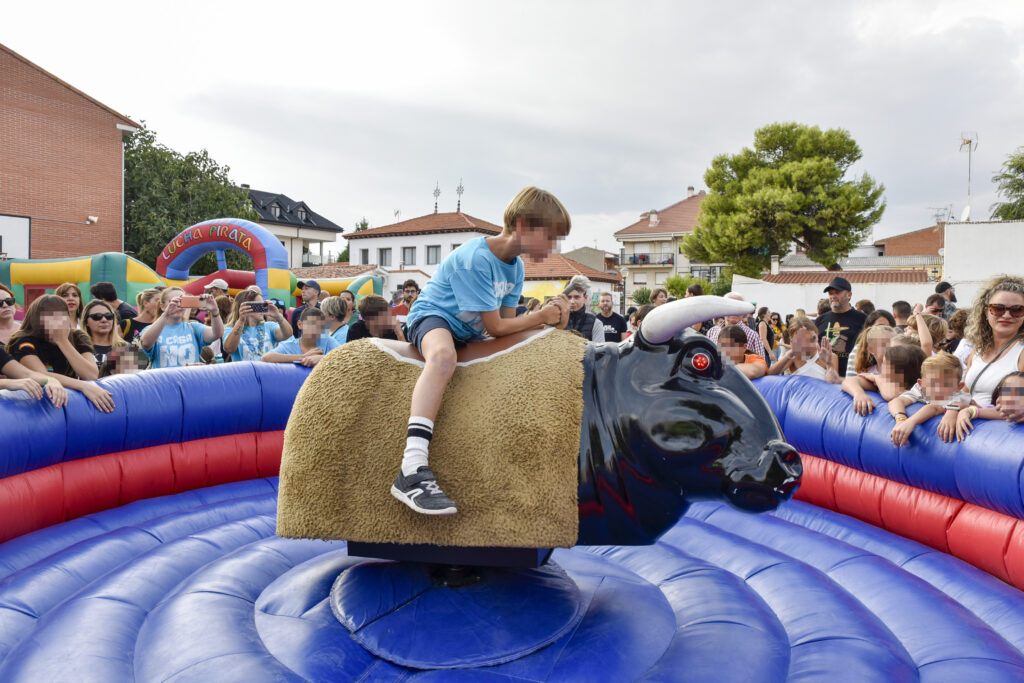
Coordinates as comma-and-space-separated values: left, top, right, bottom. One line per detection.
648, 210, 660, 227
686, 185, 695, 198
241, 183, 250, 189
770, 255, 780, 275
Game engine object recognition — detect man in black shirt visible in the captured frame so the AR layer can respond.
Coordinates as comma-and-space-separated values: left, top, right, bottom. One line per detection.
90, 281, 137, 321
595, 292, 627, 342
815, 276, 867, 376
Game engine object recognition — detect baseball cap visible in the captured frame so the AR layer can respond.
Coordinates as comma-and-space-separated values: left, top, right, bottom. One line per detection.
204, 278, 229, 291
935, 281, 953, 294
823, 276, 852, 293
298, 280, 322, 293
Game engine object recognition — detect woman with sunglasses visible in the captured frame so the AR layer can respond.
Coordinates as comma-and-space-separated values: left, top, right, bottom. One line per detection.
0, 284, 19, 345
55, 283, 84, 329
82, 299, 129, 369
962, 275, 1024, 407
7, 295, 114, 412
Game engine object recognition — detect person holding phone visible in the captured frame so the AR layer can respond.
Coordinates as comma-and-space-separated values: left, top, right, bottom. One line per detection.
140, 287, 224, 368
222, 289, 293, 362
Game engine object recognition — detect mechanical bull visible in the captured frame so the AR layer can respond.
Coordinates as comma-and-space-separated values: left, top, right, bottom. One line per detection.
576, 296, 800, 545
338, 295, 800, 548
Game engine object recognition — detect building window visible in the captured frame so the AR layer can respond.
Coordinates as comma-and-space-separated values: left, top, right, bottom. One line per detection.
270, 204, 281, 219
402, 246, 416, 266
633, 272, 647, 285
451, 243, 461, 251
426, 245, 441, 265
378, 248, 392, 267
297, 207, 307, 221
360, 248, 369, 265
655, 271, 667, 285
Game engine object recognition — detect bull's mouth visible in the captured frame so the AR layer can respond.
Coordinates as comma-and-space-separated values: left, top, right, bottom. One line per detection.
719, 440, 802, 513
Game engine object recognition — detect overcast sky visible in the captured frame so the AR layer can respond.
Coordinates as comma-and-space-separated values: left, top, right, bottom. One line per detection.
6, 1, 1024, 256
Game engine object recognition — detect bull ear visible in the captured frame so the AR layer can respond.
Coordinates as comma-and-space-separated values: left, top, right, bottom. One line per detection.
640, 296, 754, 344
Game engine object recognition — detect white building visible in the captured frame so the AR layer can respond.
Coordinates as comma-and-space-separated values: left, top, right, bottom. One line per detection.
343, 211, 503, 294
944, 219, 1024, 305
245, 186, 344, 268
733, 271, 936, 317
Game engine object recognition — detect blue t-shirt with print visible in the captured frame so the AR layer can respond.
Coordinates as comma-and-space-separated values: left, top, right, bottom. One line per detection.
406, 237, 524, 342
222, 321, 281, 362
145, 321, 207, 368
271, 335, 341, 356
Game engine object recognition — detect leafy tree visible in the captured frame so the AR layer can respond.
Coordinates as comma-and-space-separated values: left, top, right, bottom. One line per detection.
682, 122, 885, 277
664, 274, 714, 300
631, 287, 652, 306
337, 248, 349, 263
711, 268, 734, 297
124, 123, 258, 274
991, 147, 1024, 221
354, 217, 370, 231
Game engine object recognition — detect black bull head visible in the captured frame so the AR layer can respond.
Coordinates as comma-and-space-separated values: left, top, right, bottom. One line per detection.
577, 296, 801, 545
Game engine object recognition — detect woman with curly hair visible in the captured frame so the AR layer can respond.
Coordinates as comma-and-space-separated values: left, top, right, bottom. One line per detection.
962, 274, 1024, 406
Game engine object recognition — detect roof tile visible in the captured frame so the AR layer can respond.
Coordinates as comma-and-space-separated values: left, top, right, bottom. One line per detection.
524, 254, 621, 283
345, 212, 502, 239
291, 264, 377, 279
761, 270, 929, 284
614, 192, 707, 236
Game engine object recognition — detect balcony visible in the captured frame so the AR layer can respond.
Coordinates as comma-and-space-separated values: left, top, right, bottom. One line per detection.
301, 253, 324, 267
620, 252, 674, 266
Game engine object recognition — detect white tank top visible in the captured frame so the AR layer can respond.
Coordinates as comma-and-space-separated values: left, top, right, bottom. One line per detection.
789, 353, 828, 380
964, 339, 1024, 406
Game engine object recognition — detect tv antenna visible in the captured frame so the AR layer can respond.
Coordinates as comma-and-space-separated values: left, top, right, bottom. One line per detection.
926, 206, 947, 224
433, 182, 441, 214
394, 209, 401, 223
456, 178, 464, 212
959, 131, 978, 221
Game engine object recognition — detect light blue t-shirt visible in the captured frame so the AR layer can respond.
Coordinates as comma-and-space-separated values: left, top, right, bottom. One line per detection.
329, 325, 349, 345
222, 321, 281, 362
406, 237, 524, 341
144, 321, 208, 369
270, 335, 341, 356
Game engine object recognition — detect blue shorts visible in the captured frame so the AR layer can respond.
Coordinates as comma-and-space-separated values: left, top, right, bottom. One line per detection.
406, 315, 468, 355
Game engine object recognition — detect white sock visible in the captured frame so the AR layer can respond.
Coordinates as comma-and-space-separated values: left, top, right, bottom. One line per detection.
402, 417, 434, 476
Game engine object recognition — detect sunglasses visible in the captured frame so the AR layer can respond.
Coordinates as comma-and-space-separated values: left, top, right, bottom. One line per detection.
88, 312, 116, 321
0, 297, 16, 307
927, 307, 943, 314
987, 304, 1024, 319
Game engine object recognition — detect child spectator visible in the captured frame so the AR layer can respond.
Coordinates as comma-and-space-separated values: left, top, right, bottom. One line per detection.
768, 317, 839, 381
705, 293, 768, 360
89, 281, 137, 322
954, 372, 1024, 439
565, 277, 603, 341
623, 304, 655, 340
943, 308, 970, 358
262, 307, 339, 366
55, 282, 84, 329
848, 325, 896, 377
81, 299, 129, 369
855, 299, 875, 315
867, 309, 896, 327
7, 295, 112, 411
718, 324, 768, 379
222, 289, 293, 362
524, 298, 542, 315
392, 186, 571, 515
99, 346, 150, 377
139, 287, 223, 368
339, 290, 359, 327
843, 344, 926, 415
906, 310, 948, 356
348, 294, 407, 342
123, 288, 161, 344
0, 284, 18, 345
320, 295, 350, 344
650, 287, 669, 306
1, 344, 67, 407
889, 352, 969, 446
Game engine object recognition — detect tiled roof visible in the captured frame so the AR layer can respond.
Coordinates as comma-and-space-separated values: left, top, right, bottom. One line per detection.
345, 212, 502, 239
524, 254, 621, 283
761, 270, 929, 285
873, 224, 943, 245
247, 188, 343, 232
614, 192, 707, 237
291, 264, 377, 279
780, 254, 942, 268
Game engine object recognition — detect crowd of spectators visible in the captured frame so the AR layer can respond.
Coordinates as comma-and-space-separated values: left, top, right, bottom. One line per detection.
2, 272, 1023, 443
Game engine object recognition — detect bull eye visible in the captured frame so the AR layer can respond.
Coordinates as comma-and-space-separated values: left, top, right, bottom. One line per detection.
692, 352, 711, 374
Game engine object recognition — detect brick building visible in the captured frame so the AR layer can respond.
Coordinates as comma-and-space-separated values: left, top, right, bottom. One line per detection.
874, 224, 944, 256
0, 43, 138, 259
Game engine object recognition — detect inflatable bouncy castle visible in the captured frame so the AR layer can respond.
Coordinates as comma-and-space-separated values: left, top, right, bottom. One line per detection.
2, 346, 1024, 677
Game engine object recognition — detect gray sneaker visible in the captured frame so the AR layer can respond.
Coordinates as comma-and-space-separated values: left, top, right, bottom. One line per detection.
391, 467, 457, 515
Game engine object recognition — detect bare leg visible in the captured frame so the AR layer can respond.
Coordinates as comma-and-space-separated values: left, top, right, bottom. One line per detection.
410, 327, 458, 420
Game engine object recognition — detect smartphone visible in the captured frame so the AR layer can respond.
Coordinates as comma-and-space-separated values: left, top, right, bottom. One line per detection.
179, 295, 201, 308
249, 301, 269, 314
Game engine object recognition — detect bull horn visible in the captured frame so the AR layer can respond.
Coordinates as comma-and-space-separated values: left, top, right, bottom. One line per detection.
640, 296, 754, 344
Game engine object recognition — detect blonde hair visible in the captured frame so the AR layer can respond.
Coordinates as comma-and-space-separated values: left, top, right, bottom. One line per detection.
524, 298, 541, 313
320, 295, 348, 321
158, 287, 184, 315
787, 316, 817, 337
965, 274, 1024, 354
890, 333, 922, 348
502, 186, 571, 236
136, 287, 161, 309
921, 351, 963, 381
81, 299, 128, 349
853, 325, 896, 373
907, 313, 949, 347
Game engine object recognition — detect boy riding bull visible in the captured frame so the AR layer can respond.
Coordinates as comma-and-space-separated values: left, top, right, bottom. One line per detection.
392, 187, 572, 515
